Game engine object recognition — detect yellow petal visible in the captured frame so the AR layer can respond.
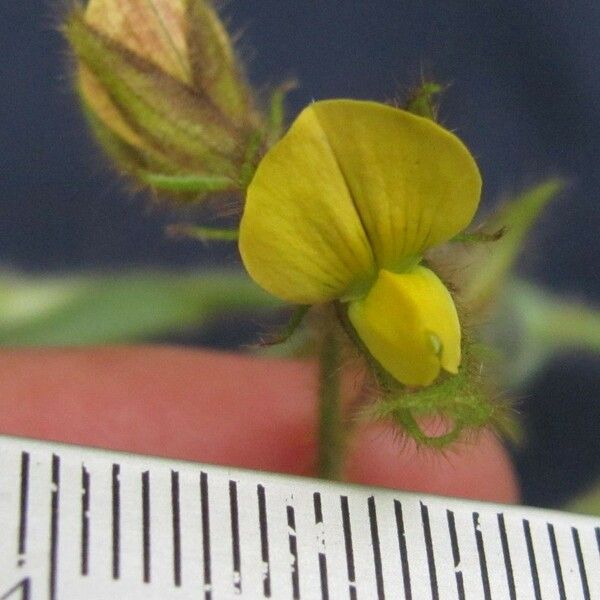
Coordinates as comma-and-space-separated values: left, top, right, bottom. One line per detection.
348, 267, 461, 387
310, 100, 482, 269
239, 104, 376, 304
240, 100, 481, 304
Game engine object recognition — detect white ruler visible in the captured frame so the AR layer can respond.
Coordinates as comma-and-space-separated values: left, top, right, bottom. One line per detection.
0, 435, 598, 599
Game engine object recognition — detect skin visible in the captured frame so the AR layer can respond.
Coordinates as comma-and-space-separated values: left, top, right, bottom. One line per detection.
0, 346, 518, 503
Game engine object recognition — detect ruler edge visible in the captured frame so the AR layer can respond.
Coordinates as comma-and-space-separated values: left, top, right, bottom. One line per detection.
1, 432, 598, 528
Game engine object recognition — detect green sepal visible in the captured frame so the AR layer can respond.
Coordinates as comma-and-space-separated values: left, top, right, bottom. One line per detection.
260, 305, 310, 347
405, 80, 445, 121
265, 81, 297, 147
82, 91, 239, 201
366, 346, 520, 449
451, 228, 506, 244
79, 93, 181, 176
238, 130, 264, 189
333, 293, 518, 448
138, 172, 236, 194
385, 408, 463, 449
235, 81, 296, 189
168, 224, 239, 242
185, 0, 253, 124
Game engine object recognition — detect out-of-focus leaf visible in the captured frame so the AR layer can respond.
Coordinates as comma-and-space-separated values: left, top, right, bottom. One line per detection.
461, 179, 565, 310
0, 270, 280, 346
488, 278, 600, 389
566, 481, 600, 516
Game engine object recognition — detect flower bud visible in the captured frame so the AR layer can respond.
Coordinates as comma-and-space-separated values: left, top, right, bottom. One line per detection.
64, 0, 263, 199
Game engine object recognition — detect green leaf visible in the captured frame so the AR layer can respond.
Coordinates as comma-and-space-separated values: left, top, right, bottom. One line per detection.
451, 228, 505, 243
566, 481, 600, 516
488, 278, 600, 389
463, 179, 565, 308
0, 270, 280, 346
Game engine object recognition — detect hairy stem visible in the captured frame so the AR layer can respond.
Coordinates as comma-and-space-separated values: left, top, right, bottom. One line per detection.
317, 330, 345, 480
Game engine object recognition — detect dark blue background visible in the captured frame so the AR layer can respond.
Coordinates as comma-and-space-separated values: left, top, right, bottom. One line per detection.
1, 1, 598, 507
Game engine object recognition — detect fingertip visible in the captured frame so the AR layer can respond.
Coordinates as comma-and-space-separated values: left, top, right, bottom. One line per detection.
0, 347, 520, 505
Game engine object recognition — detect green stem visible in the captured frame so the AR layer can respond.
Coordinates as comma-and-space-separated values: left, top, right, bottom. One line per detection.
317, 330, 345, 480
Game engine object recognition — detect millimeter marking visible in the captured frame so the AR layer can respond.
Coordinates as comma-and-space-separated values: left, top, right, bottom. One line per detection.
421, 501, 438, 600
497, 512, 516, 600
286, 504, 300, 599
81, 466, 90, 576
368, 496, 385, 600
171, 471, 182, 587
447, 510, 465, 600
258, 484, 271, 597
17, 452, 29, 567
313, 492, 328, 600
49, 455, 60, 600
547, 523, 566, 599
229, 480, 242, 593
395, 500, 412, 600
523, 519, 542, 600
340, 496, 357, 600
141, 471, 151, 583
200, 471, 212, 600
473, 512, 491, 600
111, 464, 120, 580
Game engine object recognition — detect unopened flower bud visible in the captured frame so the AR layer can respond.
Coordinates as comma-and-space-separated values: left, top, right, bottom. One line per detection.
65, 0, 263, 199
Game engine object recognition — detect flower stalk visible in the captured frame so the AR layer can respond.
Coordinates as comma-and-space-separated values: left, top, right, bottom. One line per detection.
317, 328, 345, 480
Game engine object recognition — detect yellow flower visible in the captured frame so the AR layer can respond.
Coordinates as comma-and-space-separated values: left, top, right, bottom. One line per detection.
239, 100, 481, 387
